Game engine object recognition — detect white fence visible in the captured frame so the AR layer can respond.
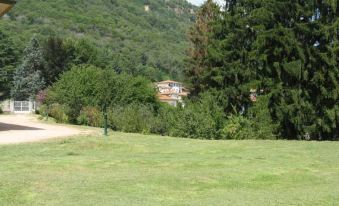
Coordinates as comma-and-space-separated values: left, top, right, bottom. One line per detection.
1, 100, 36, 114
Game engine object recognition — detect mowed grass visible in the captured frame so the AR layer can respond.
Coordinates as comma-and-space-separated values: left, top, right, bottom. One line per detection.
0, 133, 339, 206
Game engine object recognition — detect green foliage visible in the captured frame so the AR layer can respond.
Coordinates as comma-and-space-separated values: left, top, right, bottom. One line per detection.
47, 65, 158, 122
0, 31, 18, 100
105, 93, 225, 139
222, 95, 277, 140
247, 95, 277, 140
187, 0, 339, 140
186, 0, 221, 95
48, 103, 69, 123
11, 36, 45, 100
77, 106, 103, 127
109, 104, 155, 134
37, 104, 49, 119
222, 115, 253, 140
1, 0, 197, 80
168, 106, 219, 139
45, 79, 278, 140
63, 38, 100, 67
41, 37, 69, 85
158, 92, 225, 139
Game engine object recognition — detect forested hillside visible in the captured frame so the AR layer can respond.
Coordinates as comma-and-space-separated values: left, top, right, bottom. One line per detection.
0, 0, 196, 79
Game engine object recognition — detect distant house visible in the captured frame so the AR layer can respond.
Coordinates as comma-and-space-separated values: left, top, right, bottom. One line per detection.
155, 80, 189, 107
0, 0, 16, 17
144, 0, 150, 12
144, 4, 150, 12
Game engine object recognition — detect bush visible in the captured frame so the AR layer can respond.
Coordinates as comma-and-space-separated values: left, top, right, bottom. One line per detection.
150, 104, 176, 136
109, 104, 155, 134
158, 93, 226, 139
222, 115, 254, 139
44, 65, 277, 140
221, 94, 277, 140
247, 95, 277, 139
38, 104, 49, 118
77, 106, 103, 127
47, 65, 158, 122
165, 106, 212, 139
48, 104, 69, 123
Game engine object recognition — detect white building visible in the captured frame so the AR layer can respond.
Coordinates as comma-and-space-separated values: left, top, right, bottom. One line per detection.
155, 80, 189, 107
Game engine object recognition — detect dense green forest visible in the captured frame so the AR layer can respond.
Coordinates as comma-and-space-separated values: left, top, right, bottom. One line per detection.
0, 0, 196, 79
1, 0, 338, 141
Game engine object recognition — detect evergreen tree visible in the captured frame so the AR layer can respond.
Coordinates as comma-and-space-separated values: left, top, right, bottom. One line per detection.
188, 0, 260, 113
269, 0, 339, 140
186, 0, 220, 95
0, 31, 17, 99
187, 0, 338, 140
11, 36, 45, 100
42, 37, 68, 86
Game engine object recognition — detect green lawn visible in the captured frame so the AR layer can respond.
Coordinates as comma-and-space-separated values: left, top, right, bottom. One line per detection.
1, 133, 339, 205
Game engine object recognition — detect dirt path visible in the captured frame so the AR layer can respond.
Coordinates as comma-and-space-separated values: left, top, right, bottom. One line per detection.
0, 115, 86, 144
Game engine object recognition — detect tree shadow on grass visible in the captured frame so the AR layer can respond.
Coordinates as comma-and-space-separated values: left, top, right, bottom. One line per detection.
0, 123, 44, 131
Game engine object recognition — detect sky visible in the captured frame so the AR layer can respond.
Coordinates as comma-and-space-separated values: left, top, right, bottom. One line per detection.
187, 0, 224, 6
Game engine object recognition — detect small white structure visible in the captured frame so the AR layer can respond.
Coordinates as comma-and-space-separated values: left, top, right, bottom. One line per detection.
157, 80, 183, 94
1, 99, 36, 114
144, 4, 150, 12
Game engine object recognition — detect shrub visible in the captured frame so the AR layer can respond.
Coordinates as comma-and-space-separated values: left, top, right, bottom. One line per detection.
222, 95, 277, 140
222, 115, 253, 140
247, 95, 277, 139
159, 93, 226, 139
77, 106, 103, 127
38, 104, 49, 118
109, 104, 155, 134
150, 104, 176, 136
48, 103, 69, 123
47, 65, 158, 122
170, 109, 221, 139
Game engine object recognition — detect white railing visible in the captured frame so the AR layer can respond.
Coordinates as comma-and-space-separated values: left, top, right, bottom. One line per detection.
1, 100, 36, 113
14, 101, 30, 112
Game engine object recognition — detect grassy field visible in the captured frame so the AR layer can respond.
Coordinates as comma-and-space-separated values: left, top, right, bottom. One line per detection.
0, 132, 339, 205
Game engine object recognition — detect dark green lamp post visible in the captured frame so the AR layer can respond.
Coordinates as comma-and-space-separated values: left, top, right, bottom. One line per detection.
0, 0, 16, 17
103, 104, 108, 136
100, 70, 112, 137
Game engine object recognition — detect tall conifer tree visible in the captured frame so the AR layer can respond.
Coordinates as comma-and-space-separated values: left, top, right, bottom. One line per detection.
11, 36, 45, 100
186, 0, 220, 95
0, 31, 17, 99
187, 0, 338, 140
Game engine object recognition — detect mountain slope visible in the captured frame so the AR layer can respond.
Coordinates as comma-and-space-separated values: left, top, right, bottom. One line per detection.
0, 0, 196, 80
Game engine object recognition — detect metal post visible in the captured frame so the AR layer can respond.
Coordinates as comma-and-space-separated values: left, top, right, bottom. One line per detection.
103, 104, 108, 136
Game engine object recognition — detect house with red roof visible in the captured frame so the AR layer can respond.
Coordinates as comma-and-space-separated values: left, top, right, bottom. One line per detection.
155, 80, 189, 107
0, 0, 16, 17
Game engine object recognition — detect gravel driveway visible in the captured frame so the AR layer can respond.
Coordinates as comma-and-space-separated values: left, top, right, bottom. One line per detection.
0, 115, 84, 144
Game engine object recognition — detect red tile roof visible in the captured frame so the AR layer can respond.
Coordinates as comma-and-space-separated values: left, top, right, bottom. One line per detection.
157, 80, 180, 84
157, 95, 177, 101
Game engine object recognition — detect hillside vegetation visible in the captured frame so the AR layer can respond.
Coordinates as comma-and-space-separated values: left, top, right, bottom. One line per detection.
0, 0, 196, 79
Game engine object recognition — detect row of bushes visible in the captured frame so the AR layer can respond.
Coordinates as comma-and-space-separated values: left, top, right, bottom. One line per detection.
38, 65, 277, 140
40, 94, 277, 140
